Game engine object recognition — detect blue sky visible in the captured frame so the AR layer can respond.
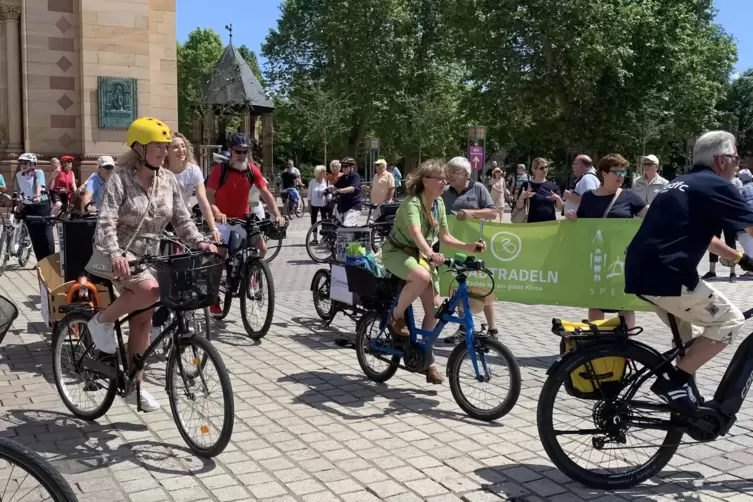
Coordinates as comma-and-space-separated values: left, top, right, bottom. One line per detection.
177, 0, 752, 74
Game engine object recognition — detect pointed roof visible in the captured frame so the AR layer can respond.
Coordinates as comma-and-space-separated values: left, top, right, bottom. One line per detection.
201, 44, 274, 113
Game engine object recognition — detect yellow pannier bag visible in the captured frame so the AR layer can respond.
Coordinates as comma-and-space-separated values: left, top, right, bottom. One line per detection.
553, 316, 629, 400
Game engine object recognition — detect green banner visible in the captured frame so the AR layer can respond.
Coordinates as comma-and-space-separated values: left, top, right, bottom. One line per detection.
439, 217, 651, 311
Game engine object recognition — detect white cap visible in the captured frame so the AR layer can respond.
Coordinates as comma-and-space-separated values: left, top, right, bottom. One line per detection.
642, 154, 660, 165
97, 155, 115, 167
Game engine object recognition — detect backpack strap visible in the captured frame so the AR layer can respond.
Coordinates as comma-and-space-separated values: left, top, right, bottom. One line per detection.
218, 161, 255, 189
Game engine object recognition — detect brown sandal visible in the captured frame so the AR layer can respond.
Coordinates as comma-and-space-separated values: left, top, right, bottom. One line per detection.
426, 365, 444, 385
388, 314, 409, 337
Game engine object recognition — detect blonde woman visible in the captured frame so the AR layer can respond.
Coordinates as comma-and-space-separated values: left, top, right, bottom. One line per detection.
86, 117, 216, 412
514, 158, 563, 222
308, 165, 331, 226
327, 159, 342, 184
164, 132, 220, 243
382, 159, 486, 384
490, 167, 508, 222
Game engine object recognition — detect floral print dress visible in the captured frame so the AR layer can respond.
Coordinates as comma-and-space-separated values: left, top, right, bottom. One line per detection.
94, 164, 204, 286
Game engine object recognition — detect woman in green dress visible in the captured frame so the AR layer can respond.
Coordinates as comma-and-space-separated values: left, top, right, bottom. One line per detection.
382, 159, 486, 384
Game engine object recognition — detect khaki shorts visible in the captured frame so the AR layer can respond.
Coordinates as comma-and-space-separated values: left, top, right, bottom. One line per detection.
643, 280, 745, 346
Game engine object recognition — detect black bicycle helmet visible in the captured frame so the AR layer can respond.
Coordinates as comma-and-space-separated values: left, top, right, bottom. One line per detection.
227, 132, 252, 149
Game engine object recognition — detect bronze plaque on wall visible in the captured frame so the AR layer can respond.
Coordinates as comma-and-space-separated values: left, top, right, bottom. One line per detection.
98, 77, 138, 129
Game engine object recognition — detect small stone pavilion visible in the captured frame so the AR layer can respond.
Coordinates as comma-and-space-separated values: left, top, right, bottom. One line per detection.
194, 37, 274, 179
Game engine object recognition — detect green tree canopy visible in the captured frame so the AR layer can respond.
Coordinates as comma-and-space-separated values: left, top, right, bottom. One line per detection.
177, 28, 224, 134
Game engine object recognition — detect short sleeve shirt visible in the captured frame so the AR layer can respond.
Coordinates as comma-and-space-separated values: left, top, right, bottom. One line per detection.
625, 165, 753, 296
86, 173, 106, 208
281, 171, 298, 190
0, 174, 5, 188
370, 171, 395, 204
173, 164, 204, 209
564, 169, 600, 213
391, 196, 448, 248
15, 170, 46, 201
520, 181, 561, 222
442, 181, 495, 214
206, 163, 266, 218
576, 189, 646, 219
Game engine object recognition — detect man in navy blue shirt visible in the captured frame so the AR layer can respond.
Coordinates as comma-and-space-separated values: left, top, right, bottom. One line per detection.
334, 157, 363, 226
625, 130, 753, 416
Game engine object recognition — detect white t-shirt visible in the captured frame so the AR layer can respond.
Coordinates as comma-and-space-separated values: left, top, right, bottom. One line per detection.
308, 178, 330, 207
173, 164, 204, 209
564, 168, 600, 213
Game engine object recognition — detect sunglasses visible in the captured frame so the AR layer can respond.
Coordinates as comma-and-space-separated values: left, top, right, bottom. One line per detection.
610, 170, 628, 176
232, 149, 249, 155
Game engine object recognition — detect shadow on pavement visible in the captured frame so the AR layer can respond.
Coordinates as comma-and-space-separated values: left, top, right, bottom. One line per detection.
1, 339, 56, 384
1, 409, 216, 477
278, 370, 504, 428
475, 461, 753, 501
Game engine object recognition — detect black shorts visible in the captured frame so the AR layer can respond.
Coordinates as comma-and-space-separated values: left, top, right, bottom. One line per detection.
50, 191, 69, 206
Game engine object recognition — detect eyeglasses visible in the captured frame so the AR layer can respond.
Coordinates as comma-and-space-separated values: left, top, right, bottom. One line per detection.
427, 176, 447, 183
232, 149, 249, 156
722, 154, 740, 165
610, 170, 628, 176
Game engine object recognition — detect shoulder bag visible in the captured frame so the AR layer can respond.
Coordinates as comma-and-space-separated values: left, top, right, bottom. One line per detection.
85, 175, 156, 281
510, 183, 530, 223
602, 188, 621, 218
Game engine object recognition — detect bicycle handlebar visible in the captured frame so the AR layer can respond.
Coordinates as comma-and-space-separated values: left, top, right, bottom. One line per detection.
442, 252, 496, 295
127, 249, 218, 273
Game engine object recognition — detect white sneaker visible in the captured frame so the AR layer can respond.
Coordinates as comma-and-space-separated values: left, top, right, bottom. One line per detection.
125, 389, 161, 412
87, 313, 117, 354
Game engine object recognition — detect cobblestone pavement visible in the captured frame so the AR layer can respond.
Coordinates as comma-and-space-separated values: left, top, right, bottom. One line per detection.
1, 216, 752, 502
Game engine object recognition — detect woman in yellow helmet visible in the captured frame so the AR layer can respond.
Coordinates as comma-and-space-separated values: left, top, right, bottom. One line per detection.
86, 117, 216, 412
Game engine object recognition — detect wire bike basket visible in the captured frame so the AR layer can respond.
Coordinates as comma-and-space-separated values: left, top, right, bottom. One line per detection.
156, 254, 224, 311
0, 295, 19, 345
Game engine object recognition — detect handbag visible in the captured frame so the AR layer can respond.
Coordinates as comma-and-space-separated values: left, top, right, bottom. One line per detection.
510, 183, 530, 223
85, 175, 156, 280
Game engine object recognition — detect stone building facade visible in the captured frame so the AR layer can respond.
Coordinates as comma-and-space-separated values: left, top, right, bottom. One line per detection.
0, 0, 178, 184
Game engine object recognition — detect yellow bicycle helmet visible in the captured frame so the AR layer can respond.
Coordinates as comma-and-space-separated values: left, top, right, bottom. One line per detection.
127, 117, 172, 147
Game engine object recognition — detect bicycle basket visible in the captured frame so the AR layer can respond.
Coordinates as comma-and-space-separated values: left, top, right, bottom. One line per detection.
155, 254, 223, 311
345, 265, 401, 309
265, 224, 287, 240
553, 316, 629, 400
0, 295, 19, 344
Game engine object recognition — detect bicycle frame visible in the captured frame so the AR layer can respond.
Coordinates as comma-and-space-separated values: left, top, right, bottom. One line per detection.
375, 278, 488, 379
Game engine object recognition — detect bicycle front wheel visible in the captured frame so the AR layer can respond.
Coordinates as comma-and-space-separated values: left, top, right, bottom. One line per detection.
167, 334, 234, 457
16, 224, 31, 268
537, 343, 683, 490
239, 258, 275, 339
0, 231, 9, 277
0, 437, 79, 501
447, 337, 521, 421
305, 220, 335, 263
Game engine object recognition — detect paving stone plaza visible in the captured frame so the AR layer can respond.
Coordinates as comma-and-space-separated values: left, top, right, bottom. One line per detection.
1, 217, 752, 502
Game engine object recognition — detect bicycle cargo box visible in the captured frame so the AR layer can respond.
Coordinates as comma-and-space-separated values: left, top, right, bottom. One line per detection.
37, 253, 112, 328
374, 203, 400, 223
345, 265, 400, 309
334, 227, 372, 263
553, 316, 628, 400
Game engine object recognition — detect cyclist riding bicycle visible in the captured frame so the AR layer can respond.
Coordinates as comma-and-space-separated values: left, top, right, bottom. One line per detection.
333, 157, 363, 227
85, 117, 217, 412
204, 132, 285, 316
13, 153, 55, 262
625, 130, 753, 416
81, 156, 115, 213
48, 155, 77, 217
280, 161, 303, 216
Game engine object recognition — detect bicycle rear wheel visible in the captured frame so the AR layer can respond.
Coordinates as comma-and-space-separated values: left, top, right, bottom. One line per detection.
537, 343, 683, 490
264, 235, 282, 263
447, 337, 521, 421
311, 269, 335, 321
167, 334, 234, 457
0, 437, 79, 501
52, 312, 117, 421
